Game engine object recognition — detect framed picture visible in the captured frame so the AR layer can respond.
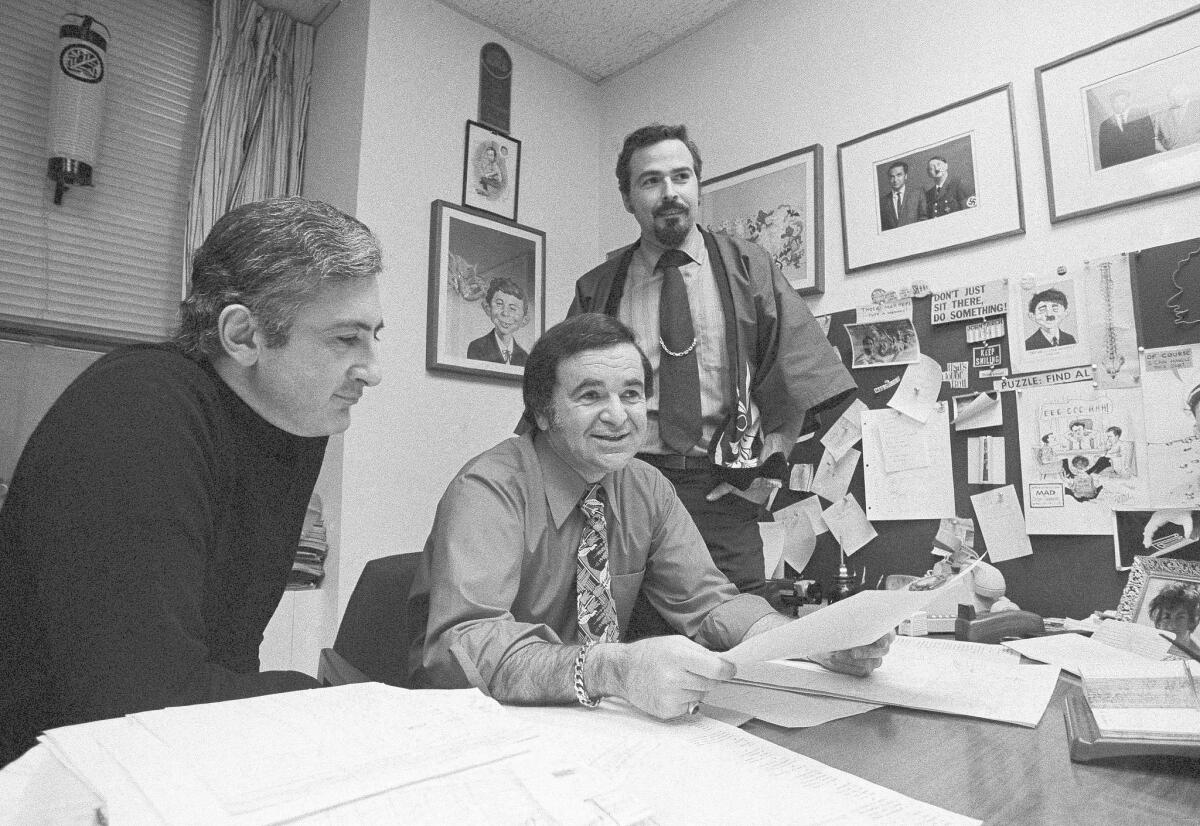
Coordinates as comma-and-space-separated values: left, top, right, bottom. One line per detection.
1116, 555, 1200, 655
1036, 6, 1200, 223
699, 145, 823, 295
837, 84, 1024, 273
1112, 509, 1200, 571
426, 200, 545, 382
461, 120, 520, 221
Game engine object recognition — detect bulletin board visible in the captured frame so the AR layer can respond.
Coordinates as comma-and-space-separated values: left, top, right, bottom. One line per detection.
776, 236, 1200, 621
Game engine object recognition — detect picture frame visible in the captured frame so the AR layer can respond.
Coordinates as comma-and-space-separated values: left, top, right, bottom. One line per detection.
698, 144, 823, 295
426, 200, 545, 382
1035, 5, 1200, 223
1115, 556, 1200, 654
837, 84, 1024, 273
461, 119, 520, 221
1111, 509, 1200, 571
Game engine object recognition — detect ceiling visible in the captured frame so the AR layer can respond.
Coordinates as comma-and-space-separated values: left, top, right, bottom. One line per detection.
437, 0, 746, 82
262, 0, 747, 83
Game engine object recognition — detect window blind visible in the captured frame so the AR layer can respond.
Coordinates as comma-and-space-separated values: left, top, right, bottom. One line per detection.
0, 0, 210, 346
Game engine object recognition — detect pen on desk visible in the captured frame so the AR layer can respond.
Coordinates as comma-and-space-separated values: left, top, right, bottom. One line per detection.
1159, 632, 1200, 664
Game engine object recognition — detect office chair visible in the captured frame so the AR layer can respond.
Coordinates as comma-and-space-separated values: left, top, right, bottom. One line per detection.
317, 552, 425, 687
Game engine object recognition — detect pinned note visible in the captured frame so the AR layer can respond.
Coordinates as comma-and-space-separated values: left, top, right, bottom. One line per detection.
789, 463, 814, 492
811, 447, 860, 504
887, 354, 943, 422
821, 398, 868, 460
967, 436, 1006, 485
953, 391, 1003, 431
970, 485, 1032, 562
822, 493, 877, 556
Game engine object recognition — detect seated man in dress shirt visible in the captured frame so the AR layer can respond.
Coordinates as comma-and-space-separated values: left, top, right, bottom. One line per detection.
0, 197, 384, 767
410, 313, 891, 719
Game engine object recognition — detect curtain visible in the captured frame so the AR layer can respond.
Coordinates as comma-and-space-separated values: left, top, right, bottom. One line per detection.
183, 0, 315, 289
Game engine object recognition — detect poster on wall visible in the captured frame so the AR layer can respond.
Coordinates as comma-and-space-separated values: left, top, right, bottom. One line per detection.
1006, 271, 1089, 376
1077, 252, 1140, 388
1016, 382, 1146, 534
1140, 344, 1200, 507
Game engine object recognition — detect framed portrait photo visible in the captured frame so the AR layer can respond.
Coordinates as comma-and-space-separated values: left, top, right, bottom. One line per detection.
426, 200, 545, 382
837, 84, 1025, 273
1036, 5, 1200, 223
699, 144, 823, 295
1116, 555, 1200, 655
461, 120, 520, 221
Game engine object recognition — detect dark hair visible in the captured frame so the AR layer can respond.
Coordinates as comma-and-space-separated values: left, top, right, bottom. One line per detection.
1070, 455, 1090, 469
522, 313, 653, 429
485, 277, 527, 308
615, 124, 702, 197
174, 197, 382, 359
1106, 426, 1122, 437
1041, 433, 1052, 444
928, 155, 948, 167
888, 161, 909, 175
1068, 419, 1087, 431
1029, 288, 1069, 314
1149, 583, 1200, 629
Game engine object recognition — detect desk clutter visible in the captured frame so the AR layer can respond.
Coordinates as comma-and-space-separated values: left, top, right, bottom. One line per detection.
9, 683, 982, 825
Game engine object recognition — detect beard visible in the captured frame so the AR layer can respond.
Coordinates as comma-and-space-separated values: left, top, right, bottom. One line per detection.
652, 204, 693, 248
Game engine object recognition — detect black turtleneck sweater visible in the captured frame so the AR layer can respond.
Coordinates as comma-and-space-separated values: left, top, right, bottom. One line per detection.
0, 344, 325, 766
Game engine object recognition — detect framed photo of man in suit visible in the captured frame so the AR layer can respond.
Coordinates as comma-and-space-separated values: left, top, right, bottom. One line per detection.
1037, 5, 1200, 222
426, 200, 545, 382
838, 84, 1024, 273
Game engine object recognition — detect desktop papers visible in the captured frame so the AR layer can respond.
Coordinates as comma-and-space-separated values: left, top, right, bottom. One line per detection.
862, 404, 956, 521
1003, 619, 1176, 676
39, 684, 623, 826
703, 681, 880, 729
725, 566, 979, 665
735, 635, 1057, 728
507, 702, 980, 826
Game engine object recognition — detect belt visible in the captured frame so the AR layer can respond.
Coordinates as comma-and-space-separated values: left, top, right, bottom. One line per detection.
636, 452, 711, 470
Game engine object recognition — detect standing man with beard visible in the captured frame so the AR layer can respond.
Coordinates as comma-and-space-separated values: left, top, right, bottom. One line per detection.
568, 124, 855, 637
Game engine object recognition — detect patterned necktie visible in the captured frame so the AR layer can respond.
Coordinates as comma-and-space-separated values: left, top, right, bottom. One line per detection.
576, 483, 619, 643
656, 249, 702, 454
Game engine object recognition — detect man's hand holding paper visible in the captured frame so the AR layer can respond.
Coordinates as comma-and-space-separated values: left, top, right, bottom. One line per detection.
805, 633, 895, 677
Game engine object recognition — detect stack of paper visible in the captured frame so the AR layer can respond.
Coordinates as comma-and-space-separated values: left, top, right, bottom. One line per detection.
1002, 619, 1176, 677
1080, 660, 1200, 740
38, 684, 643, 825
732, 635, 1058, 728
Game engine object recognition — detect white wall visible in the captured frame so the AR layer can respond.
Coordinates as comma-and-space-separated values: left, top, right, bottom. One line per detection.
332, 0, 603, 620
597, 0, 1200, 316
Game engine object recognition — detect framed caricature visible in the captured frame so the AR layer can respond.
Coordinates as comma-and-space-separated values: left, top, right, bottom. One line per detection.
426, 200, 545, 382
461, 120, 520, 221
1036, 5, 1200, 222
837, 84, 1025, 272
699, 145, 823, 295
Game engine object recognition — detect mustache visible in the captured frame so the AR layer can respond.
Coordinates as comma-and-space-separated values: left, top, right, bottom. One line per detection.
654, 201, 689, 217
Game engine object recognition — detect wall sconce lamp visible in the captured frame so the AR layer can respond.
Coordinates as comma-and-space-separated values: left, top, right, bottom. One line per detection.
48, 14, 109, 205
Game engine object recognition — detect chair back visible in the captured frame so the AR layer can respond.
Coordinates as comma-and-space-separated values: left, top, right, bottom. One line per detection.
330, 553, 424, 686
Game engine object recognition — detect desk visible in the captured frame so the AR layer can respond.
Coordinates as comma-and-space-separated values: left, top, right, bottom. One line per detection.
745, 674, 1200, 825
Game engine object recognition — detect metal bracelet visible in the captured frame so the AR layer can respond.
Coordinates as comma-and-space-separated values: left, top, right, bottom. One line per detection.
573, 640, 602, 708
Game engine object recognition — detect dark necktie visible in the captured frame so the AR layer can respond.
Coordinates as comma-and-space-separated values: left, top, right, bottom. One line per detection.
656, 249, 702, 454
577, 484, 618, 643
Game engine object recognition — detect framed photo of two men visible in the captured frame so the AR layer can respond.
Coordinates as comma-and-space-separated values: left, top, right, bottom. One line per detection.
426, 200, 545, 382
837, 83, 1025, 273
1037, 5, 1200, 223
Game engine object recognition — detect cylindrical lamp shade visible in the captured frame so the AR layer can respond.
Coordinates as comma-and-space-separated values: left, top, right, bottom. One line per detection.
48, 14, 109, 202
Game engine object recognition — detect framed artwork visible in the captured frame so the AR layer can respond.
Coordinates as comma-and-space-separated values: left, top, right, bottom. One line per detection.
426, 200, 545, 382
461, 120, 520, 221
837, 84, 1024, 273
1112, 510, 1200, 571
1116, 555, 1200, 655
699, 145, 823, 295
1036, 5, 1200, 223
